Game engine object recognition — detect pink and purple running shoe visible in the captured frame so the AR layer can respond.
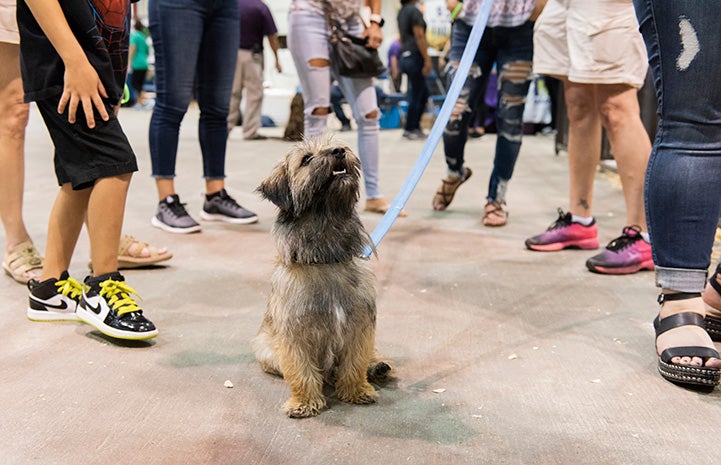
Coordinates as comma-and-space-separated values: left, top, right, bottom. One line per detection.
585, 225, 654, 275
525, 209, 599, 252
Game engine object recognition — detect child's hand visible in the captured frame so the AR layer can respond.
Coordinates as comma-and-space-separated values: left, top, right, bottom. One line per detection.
58, 59, 110, 128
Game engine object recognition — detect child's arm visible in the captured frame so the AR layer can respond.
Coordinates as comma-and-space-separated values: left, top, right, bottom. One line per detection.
24, 0, 110, 128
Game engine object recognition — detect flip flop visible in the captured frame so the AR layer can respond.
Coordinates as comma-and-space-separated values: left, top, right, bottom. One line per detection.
655, 293, 720, 387
432, 167, 472, 211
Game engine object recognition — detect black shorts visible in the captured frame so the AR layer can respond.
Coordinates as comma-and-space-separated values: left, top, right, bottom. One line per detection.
35, 98, 138, 190
130, 69, 147, 94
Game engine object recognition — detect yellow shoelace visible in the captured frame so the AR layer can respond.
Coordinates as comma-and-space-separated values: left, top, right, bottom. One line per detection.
99, 279, 142, 316
55, 276, 84, 300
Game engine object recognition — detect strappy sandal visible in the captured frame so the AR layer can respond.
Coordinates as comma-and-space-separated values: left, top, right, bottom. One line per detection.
482, 201, 508, 227
88, 234, 173, 270
432, 167, 472, 211
654, 292, 720, 387
703, 264, 721, 341
3, 241, 43, 284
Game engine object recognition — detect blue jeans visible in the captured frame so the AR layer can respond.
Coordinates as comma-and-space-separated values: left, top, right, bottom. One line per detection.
634, 0, 721, 292
148, 0, 239, 179
443, 20, 533, 203
400, 50, 429, 132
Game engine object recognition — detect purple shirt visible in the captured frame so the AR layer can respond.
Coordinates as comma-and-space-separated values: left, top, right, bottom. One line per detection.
387, 39, 401, 64
238, 0, 278, 51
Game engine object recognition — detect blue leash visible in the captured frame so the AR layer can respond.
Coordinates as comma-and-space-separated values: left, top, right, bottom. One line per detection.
363, 0, 493, 258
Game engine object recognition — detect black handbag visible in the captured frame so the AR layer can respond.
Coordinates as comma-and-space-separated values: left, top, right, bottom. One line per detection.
323, 4, 386, 79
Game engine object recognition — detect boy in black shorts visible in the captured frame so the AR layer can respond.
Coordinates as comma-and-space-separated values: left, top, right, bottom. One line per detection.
18, 0, 157, 340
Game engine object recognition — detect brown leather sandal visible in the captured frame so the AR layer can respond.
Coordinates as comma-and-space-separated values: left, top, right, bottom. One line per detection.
482, 201, 508, 227
432, 167, 472, 211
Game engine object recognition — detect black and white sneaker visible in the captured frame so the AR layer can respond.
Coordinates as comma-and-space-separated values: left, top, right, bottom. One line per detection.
76, 272, 158, 340
200, 188, 258, 224
27, 271, 83, 321
151, 194, 202, 234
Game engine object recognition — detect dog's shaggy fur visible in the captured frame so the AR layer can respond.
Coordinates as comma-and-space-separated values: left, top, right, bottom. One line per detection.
253, 134, 389, 418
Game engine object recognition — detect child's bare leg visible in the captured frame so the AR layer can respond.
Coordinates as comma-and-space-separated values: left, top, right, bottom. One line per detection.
86, 174, 131, 276
42, 184, 90, 280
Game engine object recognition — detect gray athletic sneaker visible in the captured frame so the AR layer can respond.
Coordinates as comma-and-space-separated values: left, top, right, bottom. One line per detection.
200, 189, 258, 224
151, 194, 202, 234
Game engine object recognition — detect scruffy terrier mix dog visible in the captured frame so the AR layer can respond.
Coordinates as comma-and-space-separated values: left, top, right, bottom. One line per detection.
254, 134, 390, 418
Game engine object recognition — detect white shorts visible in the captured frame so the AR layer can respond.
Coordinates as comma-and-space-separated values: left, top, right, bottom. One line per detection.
533, 0, 648, 88
0, 0, 19, 45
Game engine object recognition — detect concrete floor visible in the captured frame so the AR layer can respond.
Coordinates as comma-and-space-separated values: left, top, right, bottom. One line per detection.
2, 105, 720, 465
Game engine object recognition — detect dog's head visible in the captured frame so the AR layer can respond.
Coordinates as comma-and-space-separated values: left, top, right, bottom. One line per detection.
258, 134, 362, 218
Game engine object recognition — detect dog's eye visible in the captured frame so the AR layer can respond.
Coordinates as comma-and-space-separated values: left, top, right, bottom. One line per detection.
301, 153, 313, 166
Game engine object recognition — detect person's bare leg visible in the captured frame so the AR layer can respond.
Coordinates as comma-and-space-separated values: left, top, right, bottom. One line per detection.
0, 42, 32, 251
596, 84, 650, 230
156, 178, 176, 201
205, 179, 224, 195
564, 80, 602, 218
87, 174, 132, 276
41, 185, 91, 280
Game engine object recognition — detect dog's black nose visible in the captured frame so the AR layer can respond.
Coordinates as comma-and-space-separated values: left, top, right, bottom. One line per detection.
331, 147, 346, 159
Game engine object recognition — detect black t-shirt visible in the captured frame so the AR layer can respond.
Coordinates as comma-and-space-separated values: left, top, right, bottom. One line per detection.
17, 0, 135, 104
397, 3, 426, 54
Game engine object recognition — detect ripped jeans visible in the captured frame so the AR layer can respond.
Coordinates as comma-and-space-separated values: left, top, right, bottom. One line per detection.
287, 10, 382, 199
443, 20, 533, 204
634, 0, 721, 292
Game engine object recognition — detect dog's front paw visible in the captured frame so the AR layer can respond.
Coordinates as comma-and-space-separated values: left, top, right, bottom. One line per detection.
367, 360, 392, 383
336, 383, 379, 405
283, 397, 326, 418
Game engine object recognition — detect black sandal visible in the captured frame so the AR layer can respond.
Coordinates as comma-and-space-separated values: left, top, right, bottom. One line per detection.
654, 292, 720, 387
704, 264, 721, 341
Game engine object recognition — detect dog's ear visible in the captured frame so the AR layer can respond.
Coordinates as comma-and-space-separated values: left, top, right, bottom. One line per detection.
257, 162, 294, 212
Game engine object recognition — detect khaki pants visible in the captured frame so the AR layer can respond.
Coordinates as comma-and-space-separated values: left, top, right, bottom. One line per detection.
227, 48, 264, 138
